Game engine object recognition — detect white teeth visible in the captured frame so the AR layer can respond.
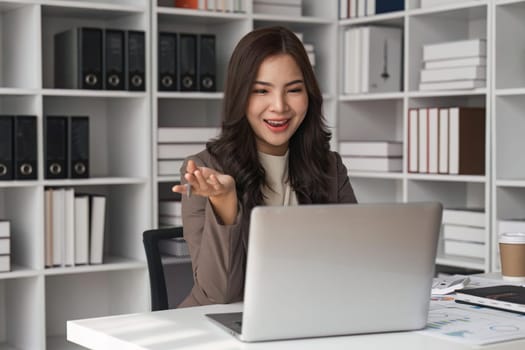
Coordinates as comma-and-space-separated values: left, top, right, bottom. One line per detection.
266, 120, 287, 126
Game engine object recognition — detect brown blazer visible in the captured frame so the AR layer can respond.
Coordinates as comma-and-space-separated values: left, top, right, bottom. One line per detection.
177, 149, 357, 308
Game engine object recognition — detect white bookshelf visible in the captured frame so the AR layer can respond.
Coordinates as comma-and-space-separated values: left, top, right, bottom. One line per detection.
0, 0, 522, 348
0, 0, 151, 349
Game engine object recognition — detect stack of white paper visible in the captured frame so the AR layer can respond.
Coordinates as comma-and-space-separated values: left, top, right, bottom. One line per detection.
339, 141, 403, 172
420, 38, 486, 91
442, 208, 486, 259
0, 221, 11, 272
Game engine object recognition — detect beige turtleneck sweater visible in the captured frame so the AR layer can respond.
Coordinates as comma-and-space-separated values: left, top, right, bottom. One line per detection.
258, 151, 298, 206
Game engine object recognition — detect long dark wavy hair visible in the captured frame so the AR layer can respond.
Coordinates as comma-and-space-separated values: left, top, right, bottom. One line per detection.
207, 26, 332, 231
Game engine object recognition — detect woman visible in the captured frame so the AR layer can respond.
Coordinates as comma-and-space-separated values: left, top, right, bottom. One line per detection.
172, 26, 357, 307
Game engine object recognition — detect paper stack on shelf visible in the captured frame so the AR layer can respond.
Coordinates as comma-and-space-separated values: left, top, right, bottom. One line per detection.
420, 38, 486, 91
339, 141, 403, 172
254, 0, 302, 16
442, 208, 486, 259
157, 127, 220, 176
0, 221, 10, 272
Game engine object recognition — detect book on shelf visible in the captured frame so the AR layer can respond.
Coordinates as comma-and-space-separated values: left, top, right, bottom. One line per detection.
89, 195, 107, 265
428, 108, 439, 174
0, 220, 10, 238
423, 38, 486, 62
0, 255, 9, 272
455, 285, 525, 314
159, 200, 182, 217
442, 207, 485, 228
64, 188, 75, 267
448, 107, 485, 175
408, 109, 418, 173
419, 79, 486, 91
0, 238, 10, 255
424, 56, 486, 69
339, 141, 402, 157
45, 189, 53, 267
51, 188, 65, 267
158, 143, 206, 159
158, 160, 185, 176
157, 127, 220, 143
418, 108, 428, 173
341, 156, 402, 172
438, 108, 449, 174
444, 240, 485, 259
74, 194, 90, 265
159, 237, 190, 257
442, 224, 485, 243
420, 66, 486, 83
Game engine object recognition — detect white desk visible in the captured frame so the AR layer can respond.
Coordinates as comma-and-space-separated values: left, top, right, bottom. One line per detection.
67, 303, 525, 350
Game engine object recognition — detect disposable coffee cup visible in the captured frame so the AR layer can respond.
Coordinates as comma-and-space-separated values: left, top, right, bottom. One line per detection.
499, 232, 525, 282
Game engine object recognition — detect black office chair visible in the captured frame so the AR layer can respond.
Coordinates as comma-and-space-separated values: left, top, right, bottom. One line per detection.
143, 226, 183, 311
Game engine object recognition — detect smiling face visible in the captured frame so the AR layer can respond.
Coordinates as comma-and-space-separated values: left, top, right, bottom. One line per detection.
246, 54, 308, 156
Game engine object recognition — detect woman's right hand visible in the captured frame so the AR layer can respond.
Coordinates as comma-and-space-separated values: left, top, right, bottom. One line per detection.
172, 160, 238, 224
172, 159, 236, 199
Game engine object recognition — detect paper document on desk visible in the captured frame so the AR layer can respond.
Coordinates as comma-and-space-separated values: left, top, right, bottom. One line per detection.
419, 298, 525, 345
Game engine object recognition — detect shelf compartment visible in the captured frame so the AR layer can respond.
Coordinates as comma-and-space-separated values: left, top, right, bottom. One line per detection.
407, 180, 486, 209
42, 183, 150, 263
0, 187, 43, 270
41, 6, 147, 89
0, 276, 44, 350
0, 3, 40, 89
407, 4, 487, 92
495, 95, 525, 179
348, 177, 403, 203
495, 0, 525, 89
156, 12, 250, 93
45, 269, 148, 349
43, 96, 150, 178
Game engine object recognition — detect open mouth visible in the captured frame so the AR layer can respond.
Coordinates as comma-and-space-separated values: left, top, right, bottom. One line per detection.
264, 119, 290, 127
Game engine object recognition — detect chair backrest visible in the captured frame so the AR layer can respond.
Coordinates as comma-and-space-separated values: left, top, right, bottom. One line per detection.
143, 226, 183, 311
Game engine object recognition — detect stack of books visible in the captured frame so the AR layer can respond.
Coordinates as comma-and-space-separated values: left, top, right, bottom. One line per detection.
343, 25, 402, 94
172, 0, 246, 13
0, 221, 10, 272
157, 127, 220, 176
339, 141, 402, 172
420, 38, 487, 91
442, 207, 486, 259
339, 0, 404, 19
159, 200, 183, 228
294, 32, 315, 67
420, 0, 471, 9
253, 0, 302, 16
407, 107, 485, 175
44, 188, 107, 267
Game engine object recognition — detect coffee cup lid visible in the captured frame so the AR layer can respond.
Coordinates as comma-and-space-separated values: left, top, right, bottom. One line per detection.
499, 232, 525, 244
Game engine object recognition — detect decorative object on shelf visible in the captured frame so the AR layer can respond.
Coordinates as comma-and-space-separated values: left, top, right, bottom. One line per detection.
343, 26, 402, 94
420, 38, 487, 91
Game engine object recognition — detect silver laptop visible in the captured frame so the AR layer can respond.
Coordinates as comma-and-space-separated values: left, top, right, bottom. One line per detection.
206, 202, 442, 342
